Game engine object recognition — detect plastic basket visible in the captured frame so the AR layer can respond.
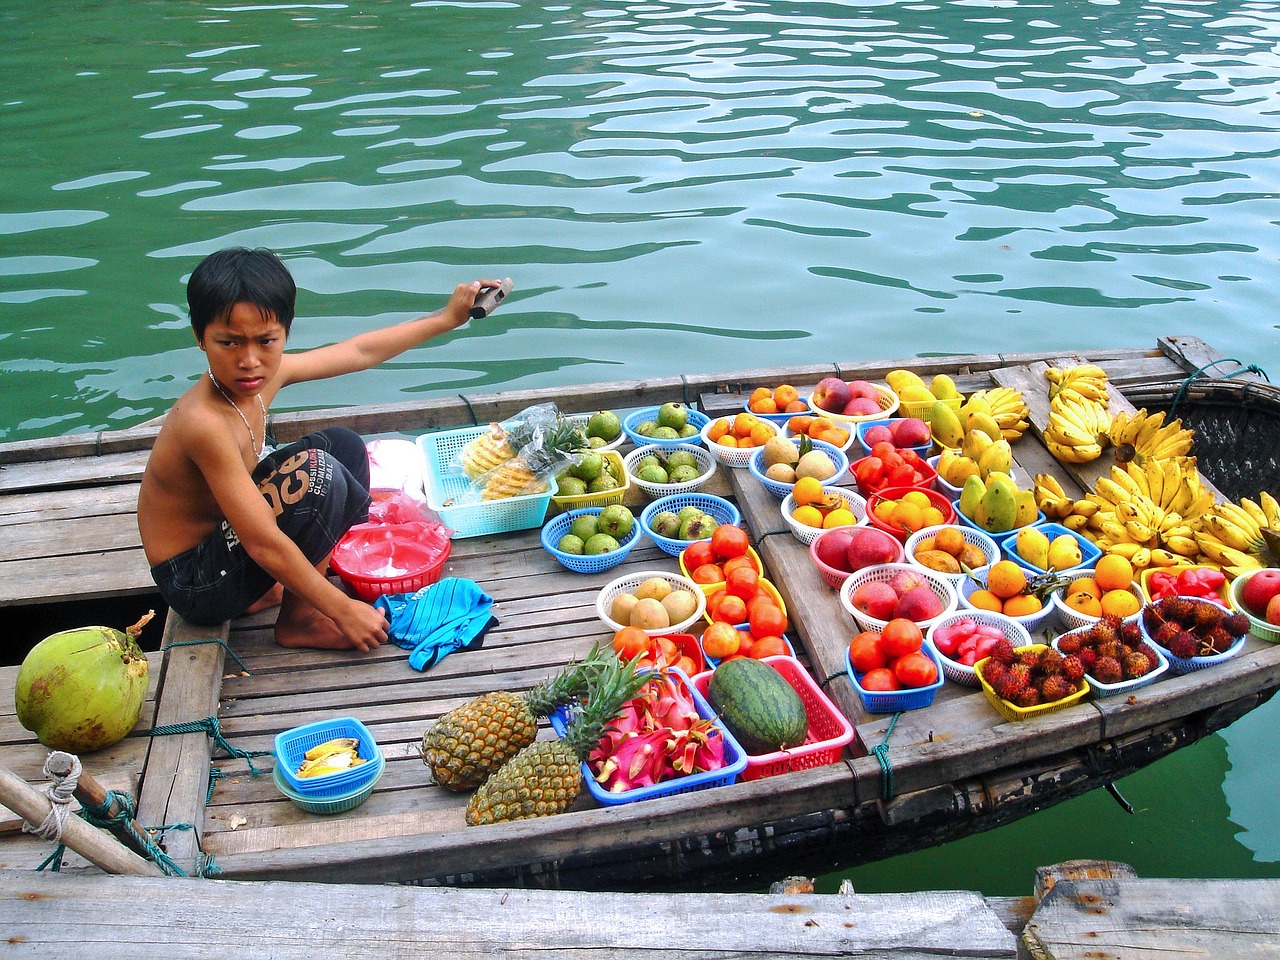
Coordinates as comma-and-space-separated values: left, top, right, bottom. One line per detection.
1051, 628, 1169, 698
1229, 571, 1280, 643
838, 562, 959, 633
272, 762, 381, 815
743, 395, 807, 428
416, 427, 556, 539
330, 526, 451, 602
550, 451, 630, 510
806, 382, 900, 423
1141, 565, 1231, 608
900, 394, 961, 423
1140, 601, 1250, 674
540, 507, 642, 574
953, 499, 1046, 544
925, 611, 1033, 687
957, 574, 1056, 634
853, 419, 933, 460
974, 645, 1090, 721
809, 527, 905, 589
691, 656, 854, 780
851, 454, 939, 499
1050, 570, 1145, 632
748, 439, 850, 499
622, 406, 711, 448
623, 443, 717, 499
700, 633, 796, 670
904, 524, 999, 585
1002, 522, 1101, 577
865, 486, 956, 543
274, 717, 384, 796
846, 644, 945, 712
699, 417, 779, 468
702, 577, 787, 624
639, 492, 741, 556
678, 545, 763, 585
596, 569, 708, 636
549, 667, 747, 806
563, 412, 626, 452
781, 487, 867, 545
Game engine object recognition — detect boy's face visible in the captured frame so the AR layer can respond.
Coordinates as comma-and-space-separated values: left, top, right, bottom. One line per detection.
198, 301, 287, 397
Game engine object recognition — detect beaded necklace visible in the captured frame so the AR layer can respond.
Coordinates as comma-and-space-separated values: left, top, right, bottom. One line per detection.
208, 370, 268, 459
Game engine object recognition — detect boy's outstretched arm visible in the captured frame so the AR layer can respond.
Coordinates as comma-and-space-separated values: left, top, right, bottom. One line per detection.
280, 279, 505, 386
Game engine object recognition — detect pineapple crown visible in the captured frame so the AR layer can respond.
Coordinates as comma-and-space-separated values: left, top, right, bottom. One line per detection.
510, 414, 590, 473
561, 654, 649, 763
523, 642, 615, 717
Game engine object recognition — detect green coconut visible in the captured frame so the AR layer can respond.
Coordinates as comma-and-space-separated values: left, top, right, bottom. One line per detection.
15, 611, 153, 753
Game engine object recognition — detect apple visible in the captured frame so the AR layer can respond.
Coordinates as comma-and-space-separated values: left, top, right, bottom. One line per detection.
842, 397, 882, 417
888, 569, 928, 597
895, 584, 943, 622
814, 528, 856, 572
812, 377, 852, 413
863, 423, 894, 447
889, 417, 931, 448
1268, 593, 1280, 627
852, 581, 898, 621
846, 379, 882, 401
846, 528, 900, 571
1241, 569, 1280, 617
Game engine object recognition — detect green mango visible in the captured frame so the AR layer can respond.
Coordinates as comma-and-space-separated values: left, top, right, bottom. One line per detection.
930, 400, 964, 449
958, 474, 986, 521
976, 475, 1018, 532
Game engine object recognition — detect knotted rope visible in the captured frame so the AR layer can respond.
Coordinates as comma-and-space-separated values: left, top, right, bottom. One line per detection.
1169, 359, 1270, 417
149, 715, 271, 776
22, 753, 80, 843
870, 712, 901, 802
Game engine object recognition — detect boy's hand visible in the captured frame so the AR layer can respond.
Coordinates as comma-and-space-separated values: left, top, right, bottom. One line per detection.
443, 279, 508, 330
336, 598, 390, 653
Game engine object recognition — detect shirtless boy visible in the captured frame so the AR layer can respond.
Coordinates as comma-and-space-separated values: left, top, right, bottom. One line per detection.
137, 247, 499, 652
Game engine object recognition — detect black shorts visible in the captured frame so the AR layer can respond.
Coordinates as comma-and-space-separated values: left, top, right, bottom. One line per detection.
150, 427, 371, 625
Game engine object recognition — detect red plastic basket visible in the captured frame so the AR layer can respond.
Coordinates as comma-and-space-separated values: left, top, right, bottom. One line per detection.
692, 656, 854, 780
865, 486, 956, 543
330, 525, 451, 601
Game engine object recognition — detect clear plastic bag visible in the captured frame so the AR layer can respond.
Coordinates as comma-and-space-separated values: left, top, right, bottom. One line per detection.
450, 403, 586, 502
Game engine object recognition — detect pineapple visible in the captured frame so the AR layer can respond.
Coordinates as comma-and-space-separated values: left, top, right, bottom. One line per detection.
479, 415, 588, 500
459, 422, 516, 479
465, 655, 647, 825
420, 644, 611, 791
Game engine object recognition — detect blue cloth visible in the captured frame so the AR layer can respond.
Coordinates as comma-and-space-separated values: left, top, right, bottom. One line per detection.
376, 577, 497, 671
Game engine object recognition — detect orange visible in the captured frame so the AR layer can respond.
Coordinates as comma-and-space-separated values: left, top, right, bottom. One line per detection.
787, 415, 815, 434
1002, 593, 1043, 617
1095, 554, 1134, 592
707, 418, 730, 442
733, 412, 756, 436
1100, 588, 1141, 619
752, 397, 778, 414
986, 560, 1028, 600
890, 501, 925, 533
967, 589, 1004, 612
774, 384, 800, 409
1066, 576, 1100, 600
792, 476, 825, 507
921, 506, 946, 528
792, 505, 825, 529
749, 422, 774, 446
1064, 591, 1102, 618
613, 626, 651, 659
750, 386, 773, 404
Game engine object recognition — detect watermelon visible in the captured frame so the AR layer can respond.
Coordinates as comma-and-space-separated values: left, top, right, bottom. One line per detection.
707, 657, 808, 755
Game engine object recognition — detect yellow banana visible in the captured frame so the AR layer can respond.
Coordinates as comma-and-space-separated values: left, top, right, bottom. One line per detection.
1261, 491, 1280, 528
303, 737, 359, 762
1071, 499, 1098, 518
1106, 540, 1143, 560
1063, 514, 1090, 532
1240, 497, 1269, 527
1165, 535, 1201, 558
1100, 519, 1132, 543
1124, 519, 1155, 543
1130, 547, 1152, 570
1147, 548, 1182, 567
1047, 438, 1102, 463
1034, 472, 1067, 500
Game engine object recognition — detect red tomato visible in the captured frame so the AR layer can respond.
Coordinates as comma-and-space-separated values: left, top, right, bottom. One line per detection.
848, 631, 885, 673
701, 622, 740, 660
725, 566, 760, 601
854, 457, 884, 488
860, 667, 901, 691
893, 651, 939, 689
748, 601, 788, 640
751, 635, 789, 659
870, 440, 897, 460
682, 540, 717, 571
713, 594, 748, 625
879, 618, 924, 659
711, 524, 750, 560
723, 554, 761, 577
691, 562, 726, 585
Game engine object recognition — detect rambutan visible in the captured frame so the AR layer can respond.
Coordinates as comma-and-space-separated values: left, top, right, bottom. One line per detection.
1008, 662, 1033, 691
992, 674, 1020, 701
1013, 686, 1041, 709
1092, 617, 1121, 646
1224, 612, 1250, 637
1203, 625, 1234, 655
1078, 648, 1098, 671
1120, 621, 1142, 646
1096, 640, 1122, 662
1122, 651, 1151, 680
1138, 643, 1160, 670
1154, 621, 1181, 647
1038, 648, 1065, 677
1162, 597, 1197, 625
1168, 631, 1198, 661
1192, 601, 1221, 628
991, 638, 1017, 665
1057, 632, 1083, 655
1061, 655, 1086, 682
1039, 674, 1073, 703
1093, 655, 1123, 684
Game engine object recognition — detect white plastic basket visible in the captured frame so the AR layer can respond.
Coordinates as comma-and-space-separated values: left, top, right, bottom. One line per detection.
924, 610, 1033, 687
699, 417, 778, 468
622, 443, 717, 499
781, 487, 868, 545
1050, 570, 1146, 632
838, 562, 959, 633
903, 524, 999, 585
806, 382, 900, 423
596, 570, 708, 637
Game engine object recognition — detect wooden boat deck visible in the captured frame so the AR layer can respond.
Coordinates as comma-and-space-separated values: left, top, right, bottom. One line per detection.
3, 337, 1279, 888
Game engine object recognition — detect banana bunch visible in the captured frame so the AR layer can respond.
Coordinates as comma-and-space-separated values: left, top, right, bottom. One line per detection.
1043, 390, 1113, 464
1082, 457, 1215, 572
296, 737, 368, 779
1107, 408, 1195, 466
1194, 492, 1280, 577
459, 422, 518, 479
1045, 363, 1110, 404
1032, 473, 1096, 529
964, 387, 1031, 441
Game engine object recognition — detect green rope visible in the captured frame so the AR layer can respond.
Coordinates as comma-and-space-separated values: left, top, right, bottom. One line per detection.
167, 636, 252, 675
1169, 359, 1270, 417
149, 715, 271, 776
79, 791, 188, 877
870, 712, 901, 802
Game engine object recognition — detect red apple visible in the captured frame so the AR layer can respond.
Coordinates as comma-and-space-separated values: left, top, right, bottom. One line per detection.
1267, 593, 1280, 627
1241, 569, 1280, 617
894, 584, 943, 622
814, 528, 856, 572
846, 379, 882, 401
842, 397, 882, 417
863, 423, 894, 447
888, 569, 928, 597
846, 528, 900, 571
812, 376, 852, 413
889, 417, 931, 448
852, 581, 898, 621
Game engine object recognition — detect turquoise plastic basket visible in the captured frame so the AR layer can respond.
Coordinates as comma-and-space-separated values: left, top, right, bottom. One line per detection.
272, 762, 382, 815
274, 716, 383, 797
1002, 522, 1101, 576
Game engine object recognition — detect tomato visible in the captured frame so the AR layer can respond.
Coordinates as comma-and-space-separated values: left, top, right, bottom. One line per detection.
888, 463, 916, 487
733, 632, 755, 659
748, 602, 788, 640
848, 631, 885, 673
675, 655, 700, 677
701, 622, 740, 660
860, 667, 901, 691
893, 651, 939, 689
853, 457, 883, 488
879, 618, 924, 659
612, 626, 651, 660
870, 441, 897, 461
682, 540, 717, 571
713, 594, 748, 625
725, 566, 760, 601
691, 562, 726, 585
723, 554, 760, 577
710, 524, 750, 560
751, 635, 789, 659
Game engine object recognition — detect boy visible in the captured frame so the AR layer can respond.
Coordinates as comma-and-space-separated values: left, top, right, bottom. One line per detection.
138, 247, 500, 652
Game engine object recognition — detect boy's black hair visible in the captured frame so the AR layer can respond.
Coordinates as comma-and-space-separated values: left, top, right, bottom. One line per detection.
187, 247, 297, 338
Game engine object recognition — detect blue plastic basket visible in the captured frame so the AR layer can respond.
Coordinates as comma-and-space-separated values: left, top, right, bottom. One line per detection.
953, 498, 1046, 545
416, 427, 556, 539
272, 762, 382, 815
748, 439, 850, 499
1002, 522, 1101, 576
549, 667, 747, 806
622, 406, 711, 448
702, 633, 796, 669
846, 645, 945, 712
274, 716, 383, 797
1051, 628, 1169, 698
540, 507, 641, 574
640, 492, 742, 556
743, 396, 806, 427
854, 419, 933, 459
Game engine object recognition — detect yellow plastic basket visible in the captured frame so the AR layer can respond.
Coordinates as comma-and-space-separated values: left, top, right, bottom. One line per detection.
550, 451, 630, 510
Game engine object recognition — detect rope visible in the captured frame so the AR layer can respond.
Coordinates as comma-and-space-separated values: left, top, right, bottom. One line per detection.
78, 790, 189, 877
869, 712, 901, 802
1169, 359, 1270, 417
167, 636, 252, 675
457, 393, 480, 425
22, 753, 79, 843
149, 715, 271, 776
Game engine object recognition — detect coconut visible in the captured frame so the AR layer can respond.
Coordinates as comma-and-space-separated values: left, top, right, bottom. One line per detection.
15, 612, 153, 753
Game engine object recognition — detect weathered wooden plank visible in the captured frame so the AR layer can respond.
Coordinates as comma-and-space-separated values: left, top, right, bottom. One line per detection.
0, 481, 140, 526
1025, 876, 1280, 959
0, 511, 143, 564
0, 546, 155, 606
0, 870, 1019, 959
0, 449, 150, 494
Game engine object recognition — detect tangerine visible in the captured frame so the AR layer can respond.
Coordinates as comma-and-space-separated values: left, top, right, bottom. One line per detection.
774, 384, 800, 408
613, 626, 651, 660
707, 418, 730, 442
823, 508, 856, 529
792, 505, 825, 529
1066, 576, 1101, 600
1095, 553, 1135, 592
967, 589, 1004, 611
792, 476, 825, 507
1002, 593, 1043, 617
986, 560, 1028, 600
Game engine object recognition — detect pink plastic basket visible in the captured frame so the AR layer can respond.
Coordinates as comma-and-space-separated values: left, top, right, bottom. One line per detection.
692, 656, 854, 780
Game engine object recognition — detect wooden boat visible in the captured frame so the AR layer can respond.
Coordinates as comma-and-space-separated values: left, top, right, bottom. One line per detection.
2, 335, 1278, 890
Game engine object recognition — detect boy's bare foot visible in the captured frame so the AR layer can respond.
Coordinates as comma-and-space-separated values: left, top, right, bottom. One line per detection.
247, 582, 284, 615
275, 604, 357, 650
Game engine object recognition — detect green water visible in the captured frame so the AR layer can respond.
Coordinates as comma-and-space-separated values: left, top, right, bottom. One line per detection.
3, 0, 1279, 895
